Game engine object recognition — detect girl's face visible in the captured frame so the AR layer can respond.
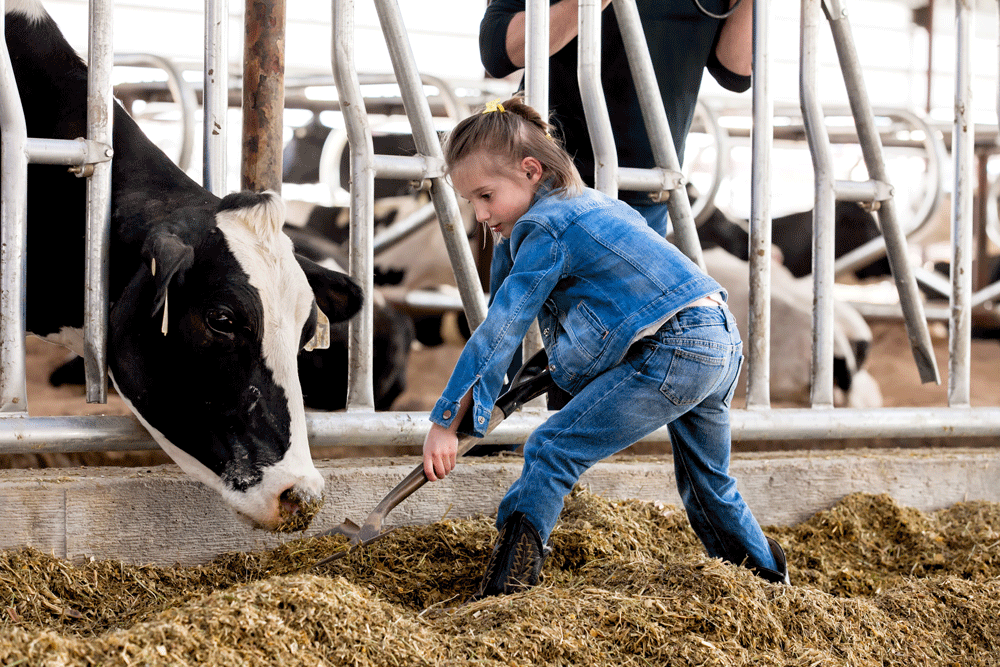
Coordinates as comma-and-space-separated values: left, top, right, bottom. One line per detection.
450, 151, 543, 239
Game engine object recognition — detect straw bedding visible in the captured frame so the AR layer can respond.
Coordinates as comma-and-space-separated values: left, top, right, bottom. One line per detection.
2, 489, 999, 666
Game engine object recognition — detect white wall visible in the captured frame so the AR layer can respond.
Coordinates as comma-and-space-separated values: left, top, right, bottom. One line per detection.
38, 0, 488, 80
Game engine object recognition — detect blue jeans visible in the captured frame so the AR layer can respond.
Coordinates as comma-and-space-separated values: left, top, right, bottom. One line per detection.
496, 302, 778, 572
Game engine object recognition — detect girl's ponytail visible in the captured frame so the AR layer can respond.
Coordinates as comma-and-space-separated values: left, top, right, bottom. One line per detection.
443, 95, 583, 196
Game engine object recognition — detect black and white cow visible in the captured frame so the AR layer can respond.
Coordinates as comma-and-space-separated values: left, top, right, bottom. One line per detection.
4, 0, 363, 530
51, 224, 416, 412
697, 197, 892, 281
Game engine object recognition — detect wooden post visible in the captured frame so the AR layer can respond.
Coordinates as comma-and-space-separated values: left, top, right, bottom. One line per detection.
241, 0, 286, 192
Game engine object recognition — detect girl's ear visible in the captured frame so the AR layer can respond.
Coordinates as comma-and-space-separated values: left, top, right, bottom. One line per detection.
521, 156, 544, 184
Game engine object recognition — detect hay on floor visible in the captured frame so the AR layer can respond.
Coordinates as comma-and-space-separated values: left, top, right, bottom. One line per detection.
2, 490, 999, 666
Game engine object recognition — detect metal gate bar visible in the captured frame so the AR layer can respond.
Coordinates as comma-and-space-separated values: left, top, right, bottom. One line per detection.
331, 0, 488, 410
612, 0, 703, 269
801, 0, 838, 407
1, 0, 115, 414
950, 0, 973, 407
83, 0, 115, 405
0, 1, 29, 415
332, 0, 376, 409
747, 0, 773, 409
3, 406, 1000, 454
823, 0, 940, 387
203, 0, 229, 196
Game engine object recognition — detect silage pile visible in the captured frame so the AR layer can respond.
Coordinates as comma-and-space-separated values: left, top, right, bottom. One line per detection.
2, 489, 1000, 666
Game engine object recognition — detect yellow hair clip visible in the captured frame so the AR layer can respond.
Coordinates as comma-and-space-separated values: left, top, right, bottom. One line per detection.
482, 99, 506, 115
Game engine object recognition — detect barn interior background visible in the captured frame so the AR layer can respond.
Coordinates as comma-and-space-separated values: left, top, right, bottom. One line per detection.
19, 0, 1000, 424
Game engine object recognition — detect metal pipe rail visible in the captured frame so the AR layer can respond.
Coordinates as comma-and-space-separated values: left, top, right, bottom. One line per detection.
950, 0, 974, 408
612, 0, 704, 268
203, 0, 229, 195
4, 407, 1000, 455
0, 4, 30, 415
1, 0, 115, 415
747, 0, 773, 408
799, 0, 941, 407
83, 0, 115, 406
331, 0, 488, 411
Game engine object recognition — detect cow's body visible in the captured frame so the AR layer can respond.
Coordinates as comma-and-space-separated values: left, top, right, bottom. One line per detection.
704, 248, 881, 407
4, 0, 363, 529
698, 200, 892, 280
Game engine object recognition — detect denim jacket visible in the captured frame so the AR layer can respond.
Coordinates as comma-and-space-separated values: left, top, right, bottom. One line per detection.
430, 187, 724, 437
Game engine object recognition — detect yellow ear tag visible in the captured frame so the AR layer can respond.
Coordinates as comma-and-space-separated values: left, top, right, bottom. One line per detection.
304, 307, 330, 351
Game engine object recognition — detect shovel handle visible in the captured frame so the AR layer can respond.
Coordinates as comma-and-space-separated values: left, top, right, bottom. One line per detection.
349, 350, 555, 545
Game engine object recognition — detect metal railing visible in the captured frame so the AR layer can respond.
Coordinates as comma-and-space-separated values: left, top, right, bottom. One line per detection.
2, 0, 1000, 458
1, 0, 115, 415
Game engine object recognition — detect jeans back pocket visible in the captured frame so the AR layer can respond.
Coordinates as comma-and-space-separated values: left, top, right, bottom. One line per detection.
659, 346, 728, 406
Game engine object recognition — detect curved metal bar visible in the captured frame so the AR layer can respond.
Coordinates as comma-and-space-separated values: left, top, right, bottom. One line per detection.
800, 0, 836, 408
114, 53, 197, 173
577, 0, 618, 197
690, 99, 727, 225
832, 107, 946, 278
372, 201, 436, 255
988, 173, 1000, 249
288, 73, 470, 121
332, 0, 376, 410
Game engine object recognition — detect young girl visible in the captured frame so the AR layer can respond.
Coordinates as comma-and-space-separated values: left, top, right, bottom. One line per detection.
423, 96, 788, 598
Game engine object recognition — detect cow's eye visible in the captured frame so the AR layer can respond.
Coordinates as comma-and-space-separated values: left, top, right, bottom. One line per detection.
206, 307, 236, 339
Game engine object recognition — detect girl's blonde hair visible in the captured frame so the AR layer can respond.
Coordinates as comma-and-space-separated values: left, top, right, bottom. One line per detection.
443, 95, 584, 197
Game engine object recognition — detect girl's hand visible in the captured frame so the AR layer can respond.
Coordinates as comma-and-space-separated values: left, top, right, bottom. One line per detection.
423, 423, 458, 481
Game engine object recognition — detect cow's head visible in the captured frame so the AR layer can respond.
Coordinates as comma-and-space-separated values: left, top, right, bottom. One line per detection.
109, 191, 362, 530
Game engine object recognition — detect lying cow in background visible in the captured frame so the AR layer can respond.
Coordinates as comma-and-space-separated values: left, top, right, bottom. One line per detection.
289, 194, 480, 348
5, 0, 363, 530
704, 248, 882, 407
697, 197, 892, 281
278, 225, 415, 411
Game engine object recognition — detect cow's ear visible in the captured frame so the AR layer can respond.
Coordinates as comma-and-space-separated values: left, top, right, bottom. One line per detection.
141, 232, 195, 317
294, 253, 363, 323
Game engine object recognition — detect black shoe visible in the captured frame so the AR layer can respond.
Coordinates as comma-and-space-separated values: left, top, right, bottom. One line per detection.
753, 536, 791, 585
471, 511, 550, 600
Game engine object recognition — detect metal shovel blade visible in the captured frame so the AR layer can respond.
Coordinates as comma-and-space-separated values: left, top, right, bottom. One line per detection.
314, 349, 554, 565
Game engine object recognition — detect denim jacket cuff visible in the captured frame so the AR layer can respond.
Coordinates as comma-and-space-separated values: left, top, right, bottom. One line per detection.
429, 398, 460, 429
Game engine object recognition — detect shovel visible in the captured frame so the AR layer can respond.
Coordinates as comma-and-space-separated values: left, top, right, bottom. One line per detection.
314, 348, 554, 566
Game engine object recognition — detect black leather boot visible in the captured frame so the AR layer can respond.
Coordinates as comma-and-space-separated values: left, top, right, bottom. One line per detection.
471, 511, 550, 600
753, 536, 791, 585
